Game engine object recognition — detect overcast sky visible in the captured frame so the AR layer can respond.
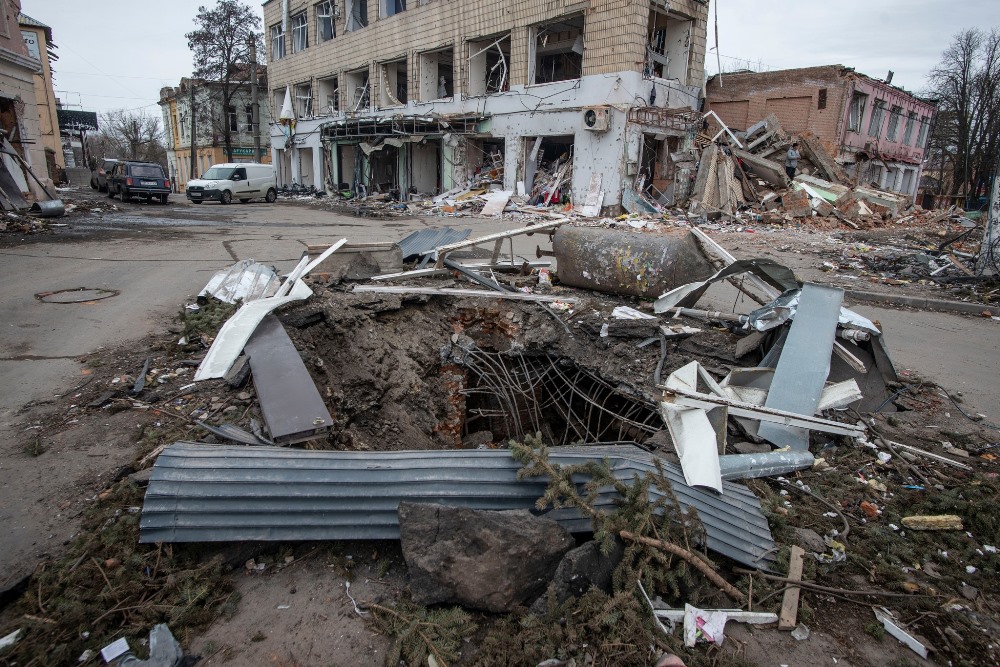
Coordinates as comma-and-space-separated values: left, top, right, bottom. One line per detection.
27, 0, 1000, 118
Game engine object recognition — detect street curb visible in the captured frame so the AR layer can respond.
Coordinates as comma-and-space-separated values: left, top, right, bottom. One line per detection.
845, 290, 1000, 317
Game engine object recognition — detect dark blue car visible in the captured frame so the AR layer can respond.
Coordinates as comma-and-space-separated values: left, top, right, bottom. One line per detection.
107, 161, 171, 204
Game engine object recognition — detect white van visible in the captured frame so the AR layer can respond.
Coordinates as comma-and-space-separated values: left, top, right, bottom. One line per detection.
186, 163, 277, 204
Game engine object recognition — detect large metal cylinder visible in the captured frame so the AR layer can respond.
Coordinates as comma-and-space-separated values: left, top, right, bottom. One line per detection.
553, 226, 714, 299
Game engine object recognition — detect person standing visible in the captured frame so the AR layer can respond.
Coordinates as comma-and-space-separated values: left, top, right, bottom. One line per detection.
785, 142, 801, 180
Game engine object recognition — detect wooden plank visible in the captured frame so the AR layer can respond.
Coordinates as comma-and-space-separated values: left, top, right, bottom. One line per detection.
778, 546, 805, 630
432, 220, 566, 267
352, 285, 577, 304
946, 253, 976, 277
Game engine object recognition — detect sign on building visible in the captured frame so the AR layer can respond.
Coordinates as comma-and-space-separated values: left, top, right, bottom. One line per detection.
21, 30, 40, 61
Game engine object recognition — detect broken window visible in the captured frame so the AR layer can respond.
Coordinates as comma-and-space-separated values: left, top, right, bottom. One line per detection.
346, 0, 368, 31
316, 1, 335, 42
818, 88, 827, 109
916, 115, 930, 148
318, 76, 340, 114
530, 15, 584, 85
270, 23, 285, 60
227, 106, 238, 132
294, 82, 313, 118
244, 105, 254, 132
273, 90, 285, 119
886, 105, 903, 142
868, 100, 887, 138
902, 111, 916, 145
379, 59, 407, 107
380, 0, 406, 18
418, 48, 454, 101
524, 135, 574, 205
346, 68, 370, 111
467, 34, 510, 96
291, 12, 308, 53
645, 8, 692, 83
848, 92, 867, 133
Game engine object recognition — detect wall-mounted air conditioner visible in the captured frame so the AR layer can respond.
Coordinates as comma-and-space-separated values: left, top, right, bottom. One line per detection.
582, 106, 610, 132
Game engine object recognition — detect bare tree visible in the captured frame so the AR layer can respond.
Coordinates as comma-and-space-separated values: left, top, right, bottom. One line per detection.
90, 109, 166, 164
926, 28, 1000, 203
186, 1, 263, 160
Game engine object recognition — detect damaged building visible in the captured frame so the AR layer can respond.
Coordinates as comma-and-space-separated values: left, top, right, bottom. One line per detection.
264, 0, 710, 211
705, 65, 937, 200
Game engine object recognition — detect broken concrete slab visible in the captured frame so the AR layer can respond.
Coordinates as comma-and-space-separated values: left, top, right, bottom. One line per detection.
733, 148, 791, 189
398, 502, 573, 612
305, 242, 404, 280
797, 132, 851, 184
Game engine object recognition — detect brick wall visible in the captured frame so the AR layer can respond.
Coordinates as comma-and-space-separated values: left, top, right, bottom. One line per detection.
705, 65, 851, 157
264, 0, 708, 114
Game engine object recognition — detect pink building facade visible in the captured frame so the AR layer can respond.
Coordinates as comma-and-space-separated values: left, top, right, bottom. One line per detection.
706, 65, 937, 200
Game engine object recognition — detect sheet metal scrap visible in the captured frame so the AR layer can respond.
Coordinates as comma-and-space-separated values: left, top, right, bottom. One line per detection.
199, 260, 280, 304
139, 442, 777, 568
397, 227, 472, 262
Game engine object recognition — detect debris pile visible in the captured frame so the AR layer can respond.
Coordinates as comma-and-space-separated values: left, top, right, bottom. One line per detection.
3, 222, 998, 666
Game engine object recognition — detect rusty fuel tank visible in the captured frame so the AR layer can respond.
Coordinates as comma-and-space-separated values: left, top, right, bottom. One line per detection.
552, 226, 714, 299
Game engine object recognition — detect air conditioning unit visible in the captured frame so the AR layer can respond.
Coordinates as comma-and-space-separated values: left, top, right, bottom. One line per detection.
582, 106, 610, 132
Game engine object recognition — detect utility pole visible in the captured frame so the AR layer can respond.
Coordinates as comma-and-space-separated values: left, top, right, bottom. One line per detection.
249, 33, 261, 163
189, 83, 197, 181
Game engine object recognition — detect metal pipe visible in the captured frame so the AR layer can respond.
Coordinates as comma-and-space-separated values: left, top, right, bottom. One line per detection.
719, 451, 815, 481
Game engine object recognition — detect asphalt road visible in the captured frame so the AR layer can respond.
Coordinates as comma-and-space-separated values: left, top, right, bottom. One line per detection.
2, 188, 996, 420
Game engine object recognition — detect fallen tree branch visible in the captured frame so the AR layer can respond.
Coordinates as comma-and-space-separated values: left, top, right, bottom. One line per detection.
732, 568, 940, 599
620, 530, 746, 603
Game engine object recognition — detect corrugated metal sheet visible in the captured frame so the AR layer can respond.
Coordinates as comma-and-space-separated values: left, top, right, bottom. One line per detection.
199, 260, 280, 304
140, 443, 775, 568
397, 227, 471, 262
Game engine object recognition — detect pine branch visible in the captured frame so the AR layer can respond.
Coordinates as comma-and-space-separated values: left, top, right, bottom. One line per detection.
619, 531, 745, 603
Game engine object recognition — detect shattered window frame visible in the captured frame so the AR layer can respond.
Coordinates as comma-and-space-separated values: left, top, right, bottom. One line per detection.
902, 111, 917, 145
917, 115, 930, 148
346, 0, 369, 31
270, 22, 285, 60
886, 105, 903, 142
294, 82, 313, 118
316, 0, 336, 42
318, 76, 340, 114
466, 34, 511, 97
380, 0, 406, 19
868, 99, 887, 139
529, 14, 586, 86
291, 11, 309, 53
848, 92, 867, 133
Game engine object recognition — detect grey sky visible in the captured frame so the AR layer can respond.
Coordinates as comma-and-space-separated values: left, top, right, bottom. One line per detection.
26, 0, 1000, 118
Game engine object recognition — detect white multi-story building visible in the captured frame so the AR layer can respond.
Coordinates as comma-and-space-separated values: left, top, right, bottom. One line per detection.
264, 0, 710, 210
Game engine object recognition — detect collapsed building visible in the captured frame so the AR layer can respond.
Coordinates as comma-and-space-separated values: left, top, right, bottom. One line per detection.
264, 0, 711, 212
704, 65, 937, 200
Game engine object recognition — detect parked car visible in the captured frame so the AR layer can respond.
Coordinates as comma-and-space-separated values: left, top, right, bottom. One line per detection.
107, 161, 171, 204
186, 163, 277, 204
89, 158, 118, 192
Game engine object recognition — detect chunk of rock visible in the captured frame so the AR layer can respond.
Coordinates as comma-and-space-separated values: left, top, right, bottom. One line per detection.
398, 502, 573, 612
530, 539, 625, 614
793, 528, 827, 554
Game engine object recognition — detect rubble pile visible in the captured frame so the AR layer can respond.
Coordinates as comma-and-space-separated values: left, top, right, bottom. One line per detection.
3, 224, 998, 666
